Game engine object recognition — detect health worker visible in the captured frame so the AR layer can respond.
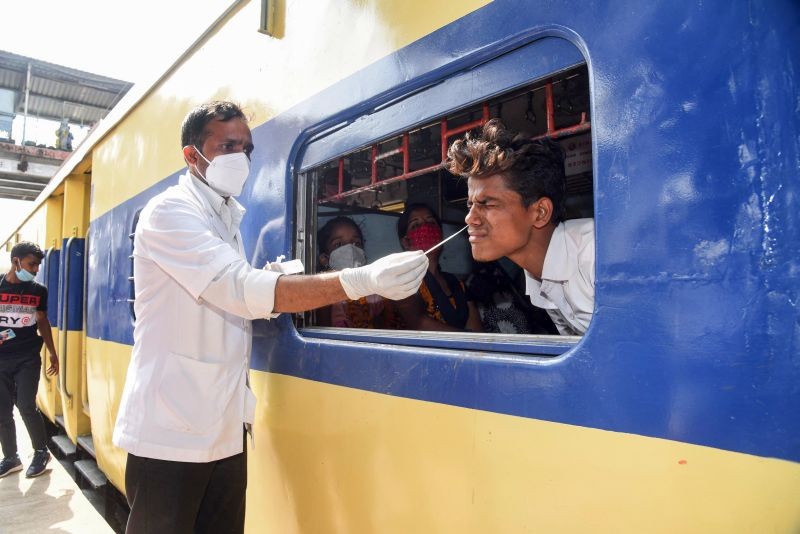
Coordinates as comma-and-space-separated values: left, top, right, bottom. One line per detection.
113, 101, 428, 534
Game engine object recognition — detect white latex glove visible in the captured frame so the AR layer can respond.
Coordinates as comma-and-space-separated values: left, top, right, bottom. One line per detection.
339, 250, 429, 301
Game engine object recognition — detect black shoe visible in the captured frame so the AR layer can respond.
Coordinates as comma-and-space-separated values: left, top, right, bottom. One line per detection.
25, 449, 51, 478
0, 455, 22, 478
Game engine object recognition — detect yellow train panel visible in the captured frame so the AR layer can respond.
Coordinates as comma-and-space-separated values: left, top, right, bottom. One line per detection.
58, 330, 91, 441
85, 337, 133, 493
36, 328, 61, 423
90, 0, 489, 220
246, 372, 800, 534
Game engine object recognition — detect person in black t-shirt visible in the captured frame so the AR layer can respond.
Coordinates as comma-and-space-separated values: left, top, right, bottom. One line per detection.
0, 241, 59, 479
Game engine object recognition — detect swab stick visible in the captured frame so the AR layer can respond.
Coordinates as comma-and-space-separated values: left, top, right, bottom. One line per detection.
425, 225, 468, 254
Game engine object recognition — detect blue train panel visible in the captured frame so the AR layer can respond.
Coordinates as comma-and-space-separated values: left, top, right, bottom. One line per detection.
87, 0, 800, 463
35, 248, 61, 325
58, 238, 85, 332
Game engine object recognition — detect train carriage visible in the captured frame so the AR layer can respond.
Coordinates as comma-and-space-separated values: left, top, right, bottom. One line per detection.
2, 0, 799, 532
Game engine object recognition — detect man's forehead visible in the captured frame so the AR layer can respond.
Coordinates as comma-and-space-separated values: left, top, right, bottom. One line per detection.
467, 174, 512, 196
203, 117, 252, 139
17, 254, 41, 263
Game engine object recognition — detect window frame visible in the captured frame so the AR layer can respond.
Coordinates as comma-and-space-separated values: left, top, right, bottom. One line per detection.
292, 36, 593, 357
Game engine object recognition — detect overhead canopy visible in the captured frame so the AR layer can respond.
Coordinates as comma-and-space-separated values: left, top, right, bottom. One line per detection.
0, 50, 133, 200
0, 49, 133, 125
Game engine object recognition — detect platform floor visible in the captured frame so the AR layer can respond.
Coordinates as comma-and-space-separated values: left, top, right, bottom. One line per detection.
0, 408, 114, 534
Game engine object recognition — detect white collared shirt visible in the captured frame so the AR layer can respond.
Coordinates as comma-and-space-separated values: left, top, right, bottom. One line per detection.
113, 172, 282, 462
525, 218, 595, 336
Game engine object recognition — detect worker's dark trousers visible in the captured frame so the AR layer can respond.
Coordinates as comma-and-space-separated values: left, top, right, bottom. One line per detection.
0, 351, 48, 458
125, 442, 247, 534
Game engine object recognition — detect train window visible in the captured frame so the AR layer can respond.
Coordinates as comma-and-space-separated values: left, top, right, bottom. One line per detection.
295, 60, 592, 355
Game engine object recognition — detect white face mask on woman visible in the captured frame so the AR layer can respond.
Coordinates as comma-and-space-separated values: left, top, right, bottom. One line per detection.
193, 146, 250, 197
328, 244, 367, 270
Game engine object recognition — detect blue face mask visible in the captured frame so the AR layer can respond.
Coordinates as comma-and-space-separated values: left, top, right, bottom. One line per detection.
15, 260, 35, 282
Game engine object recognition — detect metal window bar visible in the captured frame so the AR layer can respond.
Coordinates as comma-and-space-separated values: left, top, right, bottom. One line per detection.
531, 79, 590, 141
127, 209, 141, 321
318, 81, 591, 204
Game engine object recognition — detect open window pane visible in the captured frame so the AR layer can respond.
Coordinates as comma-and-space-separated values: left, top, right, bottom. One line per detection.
295, 64, 593, 346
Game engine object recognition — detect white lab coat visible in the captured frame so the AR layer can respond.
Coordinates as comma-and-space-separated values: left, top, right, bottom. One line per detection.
113, 172, 281, 462
525, 218, 595, 336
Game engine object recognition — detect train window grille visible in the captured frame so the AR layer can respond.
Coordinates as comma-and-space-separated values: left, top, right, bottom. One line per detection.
127, 209, 142, 321
295, 66, 593, 351
315, 68, 591, 210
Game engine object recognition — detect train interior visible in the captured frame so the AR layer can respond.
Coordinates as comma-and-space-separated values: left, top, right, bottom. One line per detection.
296, 64, 593, 337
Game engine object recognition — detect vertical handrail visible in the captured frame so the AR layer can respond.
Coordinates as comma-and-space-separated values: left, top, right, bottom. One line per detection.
59, 237, 74, 401
81, 231, 90, 415
41, 248, 53, 384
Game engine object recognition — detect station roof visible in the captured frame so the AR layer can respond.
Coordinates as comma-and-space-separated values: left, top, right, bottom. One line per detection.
0, 49, 133, 125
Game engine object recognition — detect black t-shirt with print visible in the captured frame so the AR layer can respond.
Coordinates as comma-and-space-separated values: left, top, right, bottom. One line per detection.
0, 274, 48, 355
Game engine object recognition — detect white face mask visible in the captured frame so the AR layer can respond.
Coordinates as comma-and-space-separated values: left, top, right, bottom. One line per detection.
328, 244, 367, 270
193, 146, 250, 197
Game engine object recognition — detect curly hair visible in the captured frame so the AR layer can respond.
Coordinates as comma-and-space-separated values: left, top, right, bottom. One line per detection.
180, 101, 247, 149
446, 118, 567, 224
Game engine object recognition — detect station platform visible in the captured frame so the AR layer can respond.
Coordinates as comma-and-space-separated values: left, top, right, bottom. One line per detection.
0, 408, 114, 534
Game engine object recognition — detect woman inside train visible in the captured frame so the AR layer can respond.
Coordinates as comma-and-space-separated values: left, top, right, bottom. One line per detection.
315, 216, 396, 328
394, 203, 483, 332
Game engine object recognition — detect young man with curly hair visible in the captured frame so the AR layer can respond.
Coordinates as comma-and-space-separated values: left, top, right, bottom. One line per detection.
447, 119, 594, 336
